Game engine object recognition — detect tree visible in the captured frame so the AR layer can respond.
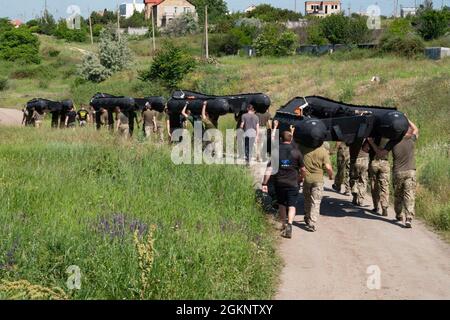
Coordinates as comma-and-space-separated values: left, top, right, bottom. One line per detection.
121, 10, 148, 28
78, 29, 131, 82
190, 0, 228, 25
139, 41, 196, 89
0, 28, 41, 64
254, 24, 298, 57
319, 14, 369, 44
415, 9, 449, 40
54, 20, 88, 42
36, 11, 57, 35
98, 29, 131, 73
0, 18, 13, 32
247, 4, 302, 22
162, 13, 199, 37
386, 18, 414, 36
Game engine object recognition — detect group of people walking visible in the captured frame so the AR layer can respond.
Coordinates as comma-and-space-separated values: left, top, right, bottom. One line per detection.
263, 119, 418, 239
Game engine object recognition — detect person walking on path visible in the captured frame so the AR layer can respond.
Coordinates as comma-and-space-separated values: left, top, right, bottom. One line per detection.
333, 142, 351, 196
240, 105, 260, 165
262, 131, 305, 239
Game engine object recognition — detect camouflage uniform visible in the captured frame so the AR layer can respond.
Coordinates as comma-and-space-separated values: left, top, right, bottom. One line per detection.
303, 182, 324, 226
369, 159, 391, 211
349, 141, 369, 205
300, 145, 331, 229
393, 170, 416, 220
392, 135, 417, 224
334, 143, 350, 194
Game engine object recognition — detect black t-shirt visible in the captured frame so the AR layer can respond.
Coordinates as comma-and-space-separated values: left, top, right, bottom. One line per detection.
169, 113, 183, 129
77, 110, 89, 121
272, 143, 304, 188
67, 111, 77, 124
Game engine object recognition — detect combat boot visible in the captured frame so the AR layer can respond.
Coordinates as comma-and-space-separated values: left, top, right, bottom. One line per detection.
332, 184, 341, 193
405, 218, 413, 229
282, 224, 292, 239
305, 224, 316, 232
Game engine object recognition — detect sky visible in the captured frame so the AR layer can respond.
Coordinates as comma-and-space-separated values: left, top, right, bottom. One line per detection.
1, 0, 448, 21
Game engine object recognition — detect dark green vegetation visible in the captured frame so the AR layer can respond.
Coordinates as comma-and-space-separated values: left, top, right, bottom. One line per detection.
0, 128, 278, 299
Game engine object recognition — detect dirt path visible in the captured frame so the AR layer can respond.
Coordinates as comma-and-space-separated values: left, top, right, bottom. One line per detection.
251, 163, 450, 300
0, 108, 22, 126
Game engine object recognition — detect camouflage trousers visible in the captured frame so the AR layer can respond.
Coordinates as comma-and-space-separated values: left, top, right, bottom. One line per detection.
394, 170, 416, 220
334, 148, 350, 193
350, 157, 369, 203
369, 159, 391, 210
303, 182, 323, 226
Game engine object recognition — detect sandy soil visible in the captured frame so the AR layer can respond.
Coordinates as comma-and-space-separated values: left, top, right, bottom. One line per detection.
0, 108, 23, 126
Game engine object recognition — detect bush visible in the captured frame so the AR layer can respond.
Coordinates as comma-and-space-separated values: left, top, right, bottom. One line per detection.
380, 33, 425, 58
386, 18, 414, 36
0, 28, 41, 64
139, 41, 196, 89
305, 20, 327, 45
78, 53, 112, 83
54, 21, 88, 43
415, 9, 449, 40
209, 33, 241, 56
319, 14, 369, 45
254, 24, 297, 57
162, 13, 198, 37
246, 4, 302, 22
0, 77, 8, 91
98, 29, 131, 73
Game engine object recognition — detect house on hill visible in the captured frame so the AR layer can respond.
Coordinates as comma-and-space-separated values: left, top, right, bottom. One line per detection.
305, 1, 342, 17
143, 0, 196, 27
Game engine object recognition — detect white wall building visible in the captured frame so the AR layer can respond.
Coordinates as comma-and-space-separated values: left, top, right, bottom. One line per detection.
120, 1, 146, 19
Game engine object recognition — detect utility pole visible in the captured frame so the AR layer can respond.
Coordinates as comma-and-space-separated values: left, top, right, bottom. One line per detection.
205, 5, 209, 60
151, 7, 156, 53
44, 0, 48, 22
89, 14, 94, 45
117, 2, 121, 40
294, 0, 297, 12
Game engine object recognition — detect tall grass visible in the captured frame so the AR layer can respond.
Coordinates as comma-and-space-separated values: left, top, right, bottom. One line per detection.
0, 127, 279, 299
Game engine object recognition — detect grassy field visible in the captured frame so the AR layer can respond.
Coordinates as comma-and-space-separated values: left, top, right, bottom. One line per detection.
0, 127, 279, 299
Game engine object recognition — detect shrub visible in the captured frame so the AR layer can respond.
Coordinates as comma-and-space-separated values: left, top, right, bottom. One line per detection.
98, 29, 131, 73
386, 18, 414, 36
78, 53, 112, 83
162, 13, 198, 37
54, 21, 88, 43
139, 41, 196, 89
0, 77, 8, 91
380, 33, 425, 58
0, 28, 41, 64
254, 24, 298, 57
414, 9, 449, 40
246, 4, 302, 22
305, 21, 327, 45
319, 14, 369, 45
209, 33, 241, 56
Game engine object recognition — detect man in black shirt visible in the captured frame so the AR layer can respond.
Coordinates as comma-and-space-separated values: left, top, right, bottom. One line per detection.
262, 131, 306, 239
65, 107, 77, 128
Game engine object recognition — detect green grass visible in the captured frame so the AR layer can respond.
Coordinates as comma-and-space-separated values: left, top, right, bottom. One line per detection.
0, 127, 279, 299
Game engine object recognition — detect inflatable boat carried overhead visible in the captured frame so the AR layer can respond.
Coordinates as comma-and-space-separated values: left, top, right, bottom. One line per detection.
274, 96, 409, 148
26, 98, 73, 113
90, 93, 166, 112
167, 90, 271, 116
